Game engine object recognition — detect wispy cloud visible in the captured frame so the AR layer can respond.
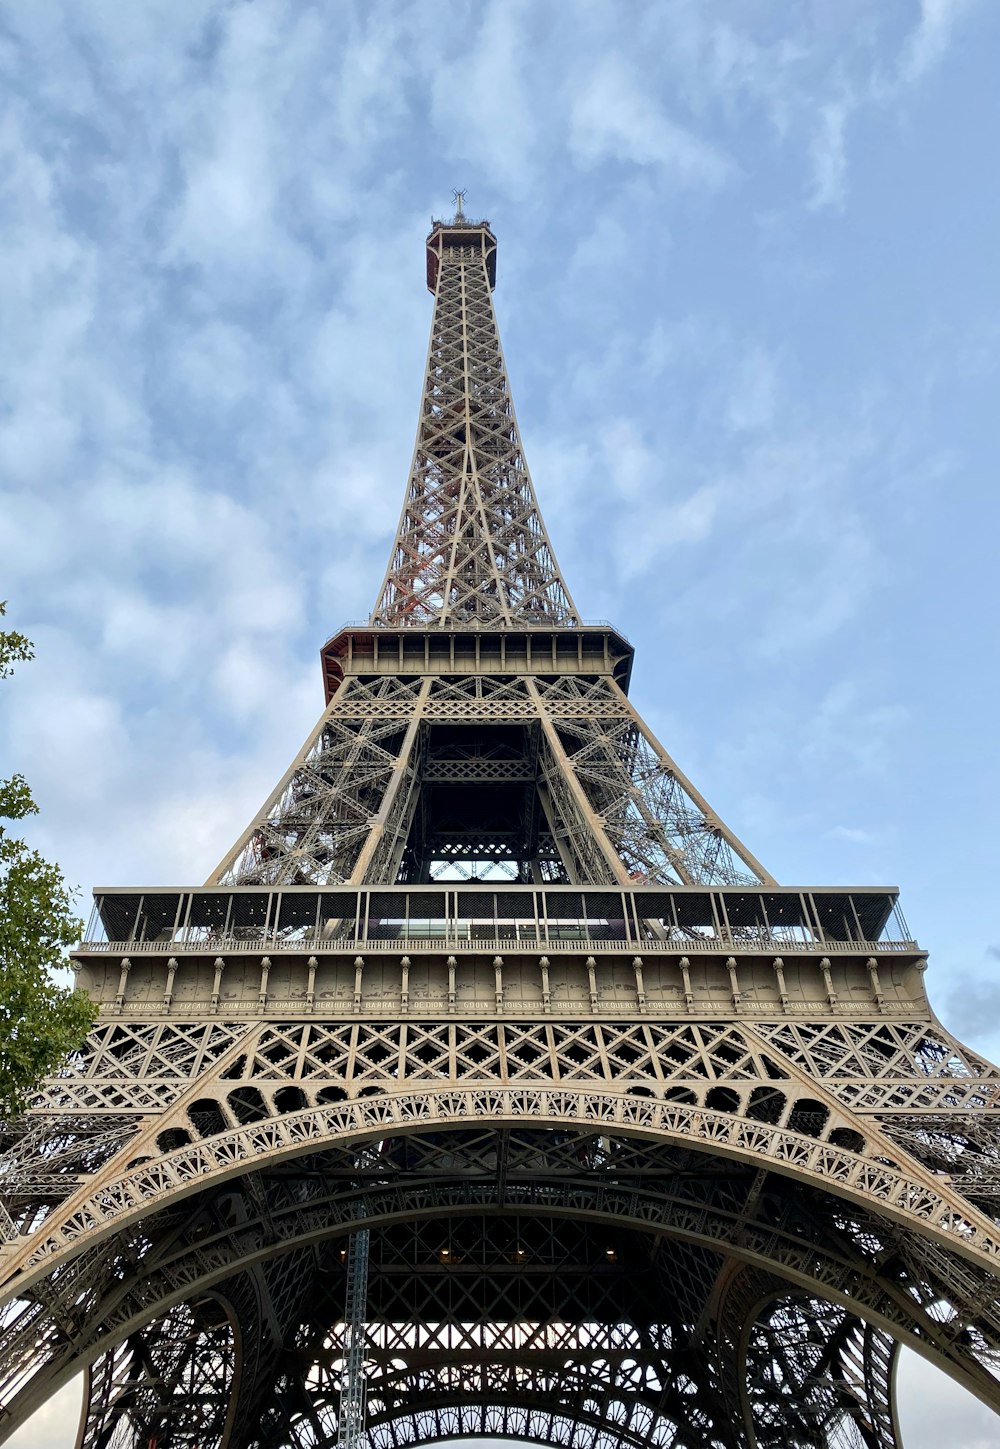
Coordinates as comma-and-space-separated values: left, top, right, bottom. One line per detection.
1, 0, 990, 897
943, 973, 1000, 1054
826, 824, 879, 845
568, 59, 734, 186
3, 5, 1000, 1444
899, 0, 979, 85
896, 1347, 1000, 1447
808, 96, 853, 210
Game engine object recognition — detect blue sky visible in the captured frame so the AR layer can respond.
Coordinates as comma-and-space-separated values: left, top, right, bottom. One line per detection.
3, 1, 1000, 1444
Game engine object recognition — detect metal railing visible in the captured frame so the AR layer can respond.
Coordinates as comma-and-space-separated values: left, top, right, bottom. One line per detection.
78, 933, 918, 957
334, 617, 628, 636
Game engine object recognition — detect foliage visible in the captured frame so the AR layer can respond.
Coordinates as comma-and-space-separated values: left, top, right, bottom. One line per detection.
0, 603, 95, 1118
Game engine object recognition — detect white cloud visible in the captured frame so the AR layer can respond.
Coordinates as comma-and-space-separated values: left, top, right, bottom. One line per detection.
2, 0, 980, 915
808, 96, 852, 210
568, 212, 635, 285
426, 0, 539, 189
542, 310, 898, 663
800, 0, 983, 208
569, 59, 733, 186
8, 1375, 81, 1449
899, 0, 978, 85
896, 1348, 1000, 1449
800, 679, 908, 777
3, 8, 1000, 1440
826, 823, 878, 844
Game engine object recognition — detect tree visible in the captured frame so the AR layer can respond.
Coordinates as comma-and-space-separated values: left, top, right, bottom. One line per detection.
0, 603, 95, 1118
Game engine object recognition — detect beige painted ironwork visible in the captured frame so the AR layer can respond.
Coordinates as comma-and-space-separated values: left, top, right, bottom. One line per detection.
371, 219, 577, 629
2, 207, 998, 1449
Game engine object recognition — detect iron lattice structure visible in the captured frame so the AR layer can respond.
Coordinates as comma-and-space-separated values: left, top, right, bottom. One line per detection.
2, 210, 1000, 1449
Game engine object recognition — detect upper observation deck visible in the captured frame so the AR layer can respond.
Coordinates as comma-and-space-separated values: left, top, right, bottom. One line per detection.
426, 215, 498, 291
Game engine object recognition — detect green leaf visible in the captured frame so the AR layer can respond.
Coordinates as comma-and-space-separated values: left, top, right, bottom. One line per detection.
0, 607, 95, 1119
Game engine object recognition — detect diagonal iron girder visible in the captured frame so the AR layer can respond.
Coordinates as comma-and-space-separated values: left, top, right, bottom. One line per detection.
2, 204, 998, 1449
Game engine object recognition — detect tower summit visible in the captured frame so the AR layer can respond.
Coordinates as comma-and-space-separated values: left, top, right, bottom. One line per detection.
3, 208, 1000, 1449
375, 204, 573, 628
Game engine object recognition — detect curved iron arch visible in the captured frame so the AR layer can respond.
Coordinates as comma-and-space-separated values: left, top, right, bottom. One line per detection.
1, 1117, 999, 1445
8, 1084, 1000, 1300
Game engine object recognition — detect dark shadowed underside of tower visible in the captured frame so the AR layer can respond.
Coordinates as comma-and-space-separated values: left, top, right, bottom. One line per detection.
2, 210, 1000, 1449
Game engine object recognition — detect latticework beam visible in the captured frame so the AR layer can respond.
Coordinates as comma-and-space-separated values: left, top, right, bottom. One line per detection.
372, 219, 578, 629
2, 204, 997, 1449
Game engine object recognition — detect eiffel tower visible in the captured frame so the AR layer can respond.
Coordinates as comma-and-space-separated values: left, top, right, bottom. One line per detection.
3, 202, 1000, 1449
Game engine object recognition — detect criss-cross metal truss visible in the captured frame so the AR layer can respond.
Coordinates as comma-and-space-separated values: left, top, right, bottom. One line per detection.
2, 208, 1000, 1449
338, 1212, 371, 1449
371, 218, 577, 629
207, 212, 770, 896
208, 658, 772, 891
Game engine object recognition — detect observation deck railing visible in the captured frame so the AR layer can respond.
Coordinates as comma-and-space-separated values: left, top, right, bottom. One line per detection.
78, 884, 916, 959
78, 931, 916, 958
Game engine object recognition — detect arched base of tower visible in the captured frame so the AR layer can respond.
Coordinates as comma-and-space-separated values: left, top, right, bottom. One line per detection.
27, 1119, 993, 1449
75, 1227, 902, 1449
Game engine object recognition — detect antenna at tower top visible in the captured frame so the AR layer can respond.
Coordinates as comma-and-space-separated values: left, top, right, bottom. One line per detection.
452, 188, 467, 222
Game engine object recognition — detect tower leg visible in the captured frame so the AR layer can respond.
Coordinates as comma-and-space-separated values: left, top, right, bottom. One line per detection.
716, 1268, 901, 1449
77, 1299, 237, 1449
